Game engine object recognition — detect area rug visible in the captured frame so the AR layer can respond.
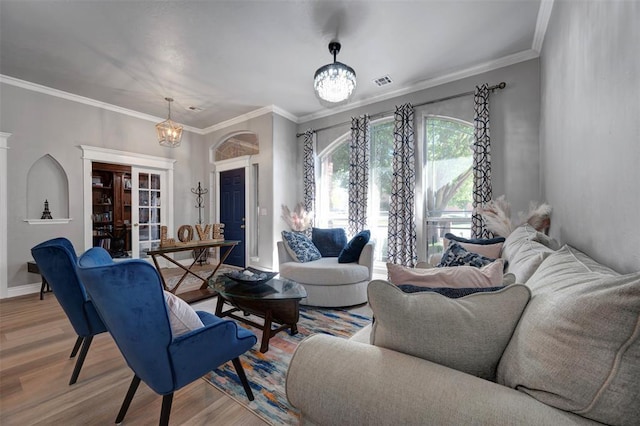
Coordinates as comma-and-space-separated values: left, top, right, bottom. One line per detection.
204, 306, 372, 425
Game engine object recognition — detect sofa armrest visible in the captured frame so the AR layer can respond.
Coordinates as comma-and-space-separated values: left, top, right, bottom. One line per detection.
357, 241, 375, 280
286, 334, 600, 426
277, 241, 294, 265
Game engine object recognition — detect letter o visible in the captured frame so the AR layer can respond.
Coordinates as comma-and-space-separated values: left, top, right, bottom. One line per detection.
177, 225, 194, 242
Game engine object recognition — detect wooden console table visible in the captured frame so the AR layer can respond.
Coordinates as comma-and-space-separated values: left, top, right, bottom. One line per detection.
147, 240, 240, 303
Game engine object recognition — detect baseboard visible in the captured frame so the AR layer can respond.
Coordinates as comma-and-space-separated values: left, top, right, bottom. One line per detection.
6, 282, 41, 298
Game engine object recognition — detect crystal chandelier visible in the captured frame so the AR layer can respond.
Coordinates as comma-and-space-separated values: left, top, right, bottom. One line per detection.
156, 97, 183, 147
314, 41, 357, 104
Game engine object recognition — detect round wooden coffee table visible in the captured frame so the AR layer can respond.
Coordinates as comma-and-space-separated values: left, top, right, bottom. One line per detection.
211, 275, 307, 353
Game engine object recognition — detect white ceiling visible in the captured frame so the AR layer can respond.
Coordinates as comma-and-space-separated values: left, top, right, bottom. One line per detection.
0, 0, 547, 131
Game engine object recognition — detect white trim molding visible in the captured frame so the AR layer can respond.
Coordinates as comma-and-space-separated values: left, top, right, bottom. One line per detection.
212, 155, 254, 268
0, 75, 203, 135
0, 132, 10, 299
24, 218, 73, 225
532, 0, 555, 53
80, 145, 176, 253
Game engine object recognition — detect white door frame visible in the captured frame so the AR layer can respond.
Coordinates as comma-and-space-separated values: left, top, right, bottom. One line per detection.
211, 155, 253, 267
0, 132, 11, 299
80, 145, 176, 254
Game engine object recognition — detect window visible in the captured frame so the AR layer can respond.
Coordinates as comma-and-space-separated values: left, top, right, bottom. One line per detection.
318, 119, 394, 264
424, 117, 474, 257
317, 116, 473, 265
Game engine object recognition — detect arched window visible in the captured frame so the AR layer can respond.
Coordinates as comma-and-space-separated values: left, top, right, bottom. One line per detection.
318, 115, 474, 265
317, 118, 395, 263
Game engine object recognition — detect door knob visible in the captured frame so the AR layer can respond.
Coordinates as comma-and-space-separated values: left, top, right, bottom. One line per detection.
240, 225, 246, 229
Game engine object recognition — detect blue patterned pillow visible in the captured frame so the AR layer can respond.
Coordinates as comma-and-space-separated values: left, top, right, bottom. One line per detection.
282, 231, 321, 263
438, 242, 496, 268
397, 285, 505, 297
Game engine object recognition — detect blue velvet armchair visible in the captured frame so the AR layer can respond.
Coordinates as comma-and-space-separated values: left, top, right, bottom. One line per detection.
31, 237, 111, 385
76, 247, 257, 426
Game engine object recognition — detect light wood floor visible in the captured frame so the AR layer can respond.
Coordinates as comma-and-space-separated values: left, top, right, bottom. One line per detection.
0, 267, 268, 426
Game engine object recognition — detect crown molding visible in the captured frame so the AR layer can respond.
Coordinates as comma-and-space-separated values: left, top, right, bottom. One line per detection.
201, 105, 298, 134
0, 75, 204, 135
298, 48, 539, 124
532, 0, 555, 53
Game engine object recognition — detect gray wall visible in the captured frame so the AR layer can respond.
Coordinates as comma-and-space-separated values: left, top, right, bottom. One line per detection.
299, 59, 541, 260
1, 83, 206, 288
540, 1, 640, 273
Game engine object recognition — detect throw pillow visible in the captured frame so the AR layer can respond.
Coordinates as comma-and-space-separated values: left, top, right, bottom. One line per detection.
386, 260, 504, 288
444, 233, 506, 245
444, 233, 504, 259
311, 227, 347, 257
437, 242, 496, 268
396, 285, 505, 297
282, 230, 322, 263
368, 279, 531, 380
338, 230, 370, 263
163, 290, 204, 337
497, 246, 640, 425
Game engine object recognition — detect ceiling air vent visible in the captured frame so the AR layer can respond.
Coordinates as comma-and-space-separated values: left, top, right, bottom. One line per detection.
373, 75, 393, 87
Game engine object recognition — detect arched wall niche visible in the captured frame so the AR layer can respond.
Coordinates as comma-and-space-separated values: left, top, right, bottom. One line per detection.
213, 131, 259, 161
26, 154, 69, 219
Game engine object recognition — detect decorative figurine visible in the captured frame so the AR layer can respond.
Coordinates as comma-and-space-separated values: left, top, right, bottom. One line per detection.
41, 200, 53, 219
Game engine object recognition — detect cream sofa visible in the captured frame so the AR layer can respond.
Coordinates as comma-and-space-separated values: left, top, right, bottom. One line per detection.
277, 240, 374, 307
286, 226, 640, 426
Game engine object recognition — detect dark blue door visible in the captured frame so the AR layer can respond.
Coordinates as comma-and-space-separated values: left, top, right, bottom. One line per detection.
219, 168, 245, 268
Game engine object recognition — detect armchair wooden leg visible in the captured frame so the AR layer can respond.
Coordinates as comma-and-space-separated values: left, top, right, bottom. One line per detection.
70, 336, 83, 358
232, 358, 254, 401
115, 375, 141, 425
69, 335, 93, 385
159, 393, 174, 426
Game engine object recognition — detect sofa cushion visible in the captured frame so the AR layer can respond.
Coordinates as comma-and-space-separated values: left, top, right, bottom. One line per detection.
438, 242, 496, 268
506, 239, 555, 283
497, 246, 640, 425
338, 230, 370, 263
280, 257, 370, 286
444, 233, 505, 259
368, 280, 531, 380
312, 227, 347, 257
387, 260, 504, 288
501, 224, 559, 265
163, 290, 204, 337
281, 230, 321, 263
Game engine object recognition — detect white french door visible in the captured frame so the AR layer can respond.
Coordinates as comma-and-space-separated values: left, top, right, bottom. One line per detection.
132, 168, 167, 259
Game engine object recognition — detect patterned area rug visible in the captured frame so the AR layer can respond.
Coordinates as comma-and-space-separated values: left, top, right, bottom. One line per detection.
204, 306, 372, 425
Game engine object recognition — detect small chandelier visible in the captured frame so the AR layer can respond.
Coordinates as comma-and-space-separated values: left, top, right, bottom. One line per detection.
314, 41, 357, 104
156, 97, 183, 147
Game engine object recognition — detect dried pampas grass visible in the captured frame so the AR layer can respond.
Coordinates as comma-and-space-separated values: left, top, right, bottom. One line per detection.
475, 195, 513, 237
476, 196, 552, 237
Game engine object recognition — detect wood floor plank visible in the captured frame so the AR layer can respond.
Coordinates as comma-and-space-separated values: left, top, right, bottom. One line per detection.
0, 292, 269, 426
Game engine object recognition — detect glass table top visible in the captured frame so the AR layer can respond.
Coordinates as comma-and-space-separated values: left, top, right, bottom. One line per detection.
210, 275, 307, 301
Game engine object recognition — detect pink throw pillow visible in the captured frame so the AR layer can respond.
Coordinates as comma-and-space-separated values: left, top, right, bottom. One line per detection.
387, 260, 504, 288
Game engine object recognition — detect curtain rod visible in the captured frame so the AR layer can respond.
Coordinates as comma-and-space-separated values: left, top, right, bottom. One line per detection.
296, 82, 506, 137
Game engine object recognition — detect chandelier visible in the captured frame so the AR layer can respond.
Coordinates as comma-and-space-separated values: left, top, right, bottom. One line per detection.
314, 41, 357, 104
156, 97, 183, 147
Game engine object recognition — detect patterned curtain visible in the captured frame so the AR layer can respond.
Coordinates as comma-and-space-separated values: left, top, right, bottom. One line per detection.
387, 104, 417, 266
302, 129, 316, 224
348, 115, 370, 236
471, 84, 493, 239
